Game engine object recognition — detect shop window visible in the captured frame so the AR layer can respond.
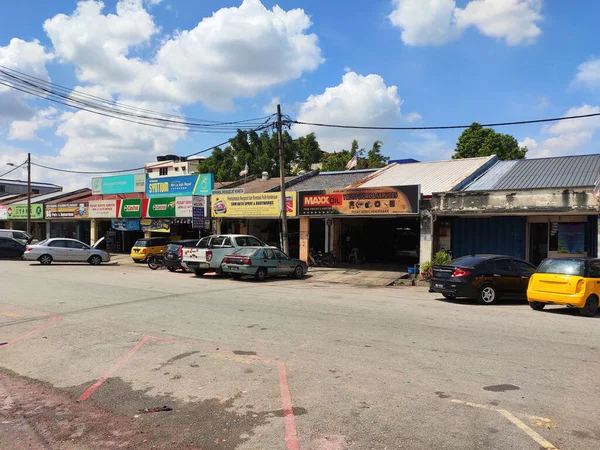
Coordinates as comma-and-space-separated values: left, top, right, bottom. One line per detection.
159, 167, 168, 176
549, 223, 586, 254
147, 169, 153, 173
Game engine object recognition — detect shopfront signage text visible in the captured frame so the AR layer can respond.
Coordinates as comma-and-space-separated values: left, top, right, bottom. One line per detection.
89, 200, 118, 218
92, 173, 146, 195
210, 192, 296, 218
119, 199, 142, 218
0, 206, 7, 220
46, 203, 89, 219
146, 174, 214, 198
298, 186, 420, 216
6, 204, 44, 220
111, 218, 140, 231
211, 188, 245, 195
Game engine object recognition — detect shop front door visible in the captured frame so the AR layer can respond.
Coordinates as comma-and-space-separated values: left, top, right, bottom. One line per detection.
529, 223, 548, 266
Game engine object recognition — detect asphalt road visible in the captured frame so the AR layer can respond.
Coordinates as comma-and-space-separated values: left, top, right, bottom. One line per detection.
1, 260, 599, 450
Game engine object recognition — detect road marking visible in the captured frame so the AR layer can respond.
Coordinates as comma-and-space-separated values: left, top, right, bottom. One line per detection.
0, 312, 21, 318
0, 305, 63, 350
450, 399, 557, 449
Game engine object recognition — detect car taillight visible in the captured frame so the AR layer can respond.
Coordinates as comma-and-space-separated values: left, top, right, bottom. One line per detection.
206, 250, 213, 262
452, 268, 471, 278
178, 247, 183, 258
223, 257, 229, 264
25, 246, 32, 252
141, 248, 146, 254
242, 258, 251, 265
576, 279, 585, 293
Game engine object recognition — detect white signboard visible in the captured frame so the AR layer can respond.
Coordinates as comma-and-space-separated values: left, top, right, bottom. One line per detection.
175, 196, 193, 218
89, 200, 118, 218
0, 205, 7, 220
211, 188, 245, 195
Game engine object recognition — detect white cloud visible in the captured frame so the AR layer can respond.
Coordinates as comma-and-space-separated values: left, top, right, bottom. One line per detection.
343, 66, 352, 73
573, 58, 600, 89
292, 72, 403, 151
543, 104, 600, 134
389, 0, 543, 46
263, 97, 280, 114
8, 107, 58, 141
404, 112, 422, 123
43, 0, 324, 110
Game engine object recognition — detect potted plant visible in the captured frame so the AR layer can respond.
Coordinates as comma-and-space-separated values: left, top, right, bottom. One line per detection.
420, 261, 431, 279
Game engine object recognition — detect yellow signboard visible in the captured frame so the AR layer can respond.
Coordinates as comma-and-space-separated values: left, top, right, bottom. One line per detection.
211, 192, 296, 218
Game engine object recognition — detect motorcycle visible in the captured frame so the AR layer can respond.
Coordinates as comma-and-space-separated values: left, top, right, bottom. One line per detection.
309, 249, 337, 267
147, 251, 166, 270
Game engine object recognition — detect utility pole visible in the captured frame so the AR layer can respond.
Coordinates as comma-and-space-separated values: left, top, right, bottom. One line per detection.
276, 104, 289, 255
27, 152, 31, 235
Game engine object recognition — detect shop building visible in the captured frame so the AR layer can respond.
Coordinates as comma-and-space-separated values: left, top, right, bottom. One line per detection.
44, 189, 95, 242
145, 155, 206, 178
431, 154, 600, 265
0, 179, 61, 196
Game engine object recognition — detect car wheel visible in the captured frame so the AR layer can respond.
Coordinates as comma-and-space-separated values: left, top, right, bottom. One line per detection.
580, 295, 599, 317
88, 255, 102, 265
293, 265, 304, 279
194, 269, 205, 277
39, 254, 53, 265
167, 266, 177, 272
255, 267, 267, 282
529, 301, 545, 311
232, 273, 242, 280
477, 284, 498, 305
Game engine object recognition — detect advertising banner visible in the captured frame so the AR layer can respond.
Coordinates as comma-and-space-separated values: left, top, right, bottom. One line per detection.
298, 186, 420, 216
146, 173, 214, 198
210, 192, 296, 218
6, 204, 44, 220
92, 173, 146, 195
89, 200, 118, 218
140, 218, 171, 233
143, 197, 176, 218
46, 203, 89, 219
0, 206, 7, 220
111, 218, 140, 231
119, 198, 142, 218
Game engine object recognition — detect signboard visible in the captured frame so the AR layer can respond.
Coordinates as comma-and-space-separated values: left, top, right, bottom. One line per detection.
6, 204, 44, 220
146, 174, 214, 198
89, 200, 118, 218
119, 198, 142, 218
140, 218, 171, 233
111, 218, 140, 231
298, 186, 420, 216
92, 173, 146, 195
210, 192, 296, 218
211, 188, 245, 195
46, 203, 89, 219
0, 206, 7, 220
192, 196, 205, 229
143, 197, 176, 218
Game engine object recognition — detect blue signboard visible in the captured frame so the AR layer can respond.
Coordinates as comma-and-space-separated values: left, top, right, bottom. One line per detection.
92, 173, 146, 195
146, 174, 214, 198
111, 218, 140, 231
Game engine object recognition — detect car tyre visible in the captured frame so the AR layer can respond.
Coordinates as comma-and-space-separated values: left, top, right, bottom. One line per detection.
88, 255, 102, 265
39, 254, 53, 265
293, 265, 304, 279
255, 267, 267, 282
529, 301, 545, 311
167, 266, 177, 272
194, 269, 205, 277
476, 284, 498, 305
580, 295, 599, 317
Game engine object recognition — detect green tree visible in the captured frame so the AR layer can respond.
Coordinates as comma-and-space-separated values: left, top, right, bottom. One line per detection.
452, 122, 527, 160
320, 150, 353, 172
320, 139, 390, 171
294, 133, 322, 171
366, 140, 389, 168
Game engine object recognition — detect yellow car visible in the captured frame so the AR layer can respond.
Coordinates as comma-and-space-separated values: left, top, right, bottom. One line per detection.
130, 237, 169, 263
527, 258, 600, 317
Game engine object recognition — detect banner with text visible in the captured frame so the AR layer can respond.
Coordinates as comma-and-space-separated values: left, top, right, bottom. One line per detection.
92, 173, 146, 195
298, 186, 420, 216
146, 174, 214, 198
7, 204, 44, 220
46, 203, 89, 219
89, 200, 118, 218
210, 192, 296, 218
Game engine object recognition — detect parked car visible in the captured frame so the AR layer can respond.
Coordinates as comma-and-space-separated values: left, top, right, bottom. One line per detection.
182, 234, 268, 277
0, 229, 35, 244
165, 239, 200, 272
222, 247, 308, 281
0, 237, 26, 259
429, 255, 536, 304
527, 258, 599, 317
130, 237, 170, 263
23, 238, 110, 265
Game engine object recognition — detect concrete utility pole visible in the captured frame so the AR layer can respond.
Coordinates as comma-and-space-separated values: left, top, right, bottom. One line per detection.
27, 152, 31, 235
276, 104, 289, 255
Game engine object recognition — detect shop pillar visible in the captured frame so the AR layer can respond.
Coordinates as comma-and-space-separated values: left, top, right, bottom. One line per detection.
331, 218, 341, 259
419, 211, 433, 264
299, 216, 310, 263
90, 219, 99, 245
144, 230, 151, 238
216, 218, 222, 235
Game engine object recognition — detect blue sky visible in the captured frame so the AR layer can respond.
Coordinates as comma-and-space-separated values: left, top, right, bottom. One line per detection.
1, 0, 599, 188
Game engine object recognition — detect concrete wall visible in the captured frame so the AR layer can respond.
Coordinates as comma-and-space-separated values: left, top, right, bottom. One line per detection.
432, 188, 600, 215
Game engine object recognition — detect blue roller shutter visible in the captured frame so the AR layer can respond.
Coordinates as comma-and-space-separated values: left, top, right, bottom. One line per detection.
451, 217, 526, 259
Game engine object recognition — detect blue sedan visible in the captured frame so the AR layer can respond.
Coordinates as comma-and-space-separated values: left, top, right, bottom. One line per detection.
221, 247, 308, 281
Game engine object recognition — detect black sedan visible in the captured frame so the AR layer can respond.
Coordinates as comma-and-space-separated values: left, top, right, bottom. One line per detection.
165, 239, 200, 272
0, 237, 26, 259
429, 255, 536, 304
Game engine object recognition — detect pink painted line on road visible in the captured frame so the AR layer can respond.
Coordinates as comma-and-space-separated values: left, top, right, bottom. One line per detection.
0, 304, 60, 319
278, 361, 301, 450
3, 316, 63, 348
79, 335, 151, 401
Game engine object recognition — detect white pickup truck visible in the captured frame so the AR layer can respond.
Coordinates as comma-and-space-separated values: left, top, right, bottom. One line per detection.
182, 234, 269, 276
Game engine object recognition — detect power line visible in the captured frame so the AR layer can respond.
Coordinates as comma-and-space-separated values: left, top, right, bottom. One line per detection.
288, 112, 600, 131
0, 161, 27, 179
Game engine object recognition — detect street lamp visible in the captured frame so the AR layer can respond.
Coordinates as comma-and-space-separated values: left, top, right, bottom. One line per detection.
6, 153, 31, 235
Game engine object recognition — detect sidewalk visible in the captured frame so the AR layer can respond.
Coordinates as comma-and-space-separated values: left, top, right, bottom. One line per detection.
306, 264, 406, 287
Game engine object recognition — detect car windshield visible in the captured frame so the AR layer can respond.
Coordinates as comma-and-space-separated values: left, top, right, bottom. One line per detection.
167, 244, 181, 252
450, 256, 485, 267
36, 239, 48, 246
134, 240, 149, 247
232, 248, 259, 257
537, 259, 585, 276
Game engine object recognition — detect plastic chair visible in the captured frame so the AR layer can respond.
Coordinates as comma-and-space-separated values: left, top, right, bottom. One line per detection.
349, 248, 360, 264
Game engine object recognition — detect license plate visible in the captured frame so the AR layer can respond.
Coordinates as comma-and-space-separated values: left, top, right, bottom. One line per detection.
199, 263, 210, 268
434, 283, 444, 289
229, 266, 239, 271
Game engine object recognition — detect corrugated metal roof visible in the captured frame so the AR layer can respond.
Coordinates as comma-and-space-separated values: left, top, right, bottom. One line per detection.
7, 188, 90, 205
287, 170, 377, 191
464, 154, 600, 191
353, 156, 496, 195
222, 176, 299, 194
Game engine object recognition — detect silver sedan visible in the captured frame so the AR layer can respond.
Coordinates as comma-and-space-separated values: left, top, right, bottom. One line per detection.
24, 238, 110, 265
